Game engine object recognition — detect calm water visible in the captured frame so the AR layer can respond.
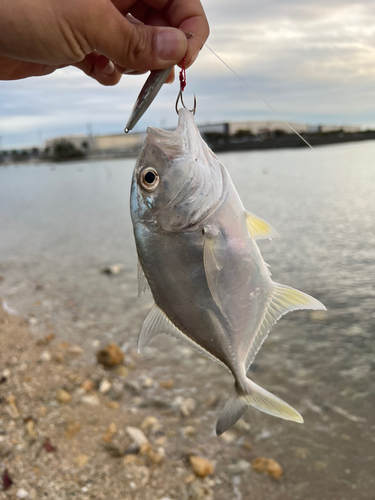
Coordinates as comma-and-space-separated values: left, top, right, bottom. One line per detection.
0, 142, 374, 499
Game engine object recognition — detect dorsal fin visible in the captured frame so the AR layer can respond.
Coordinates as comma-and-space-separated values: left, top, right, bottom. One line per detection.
245, 212, 279, 240
245, 283, 326, 370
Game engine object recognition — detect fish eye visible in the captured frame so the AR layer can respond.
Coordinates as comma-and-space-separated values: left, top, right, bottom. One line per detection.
140, 167, 159, 192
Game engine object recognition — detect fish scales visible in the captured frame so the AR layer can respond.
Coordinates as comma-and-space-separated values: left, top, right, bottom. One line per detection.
130, 108, 325, 435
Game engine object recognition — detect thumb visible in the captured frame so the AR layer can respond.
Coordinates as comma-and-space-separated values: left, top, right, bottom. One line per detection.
90, 7, 188, 71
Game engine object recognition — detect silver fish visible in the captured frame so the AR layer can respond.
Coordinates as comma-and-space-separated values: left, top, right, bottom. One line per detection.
130, 108, 326, 435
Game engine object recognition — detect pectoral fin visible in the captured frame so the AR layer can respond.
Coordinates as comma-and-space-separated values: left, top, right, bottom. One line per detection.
202, 226, 229, 322
245, 212, 279, 240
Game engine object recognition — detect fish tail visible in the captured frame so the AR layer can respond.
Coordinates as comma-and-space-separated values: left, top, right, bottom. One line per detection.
216, 379, 303, 436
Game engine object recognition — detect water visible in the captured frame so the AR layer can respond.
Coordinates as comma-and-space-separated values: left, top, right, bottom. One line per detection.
0, 142, 374, 498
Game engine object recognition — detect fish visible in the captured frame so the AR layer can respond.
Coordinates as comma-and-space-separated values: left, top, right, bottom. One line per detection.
130, 107, 326, 435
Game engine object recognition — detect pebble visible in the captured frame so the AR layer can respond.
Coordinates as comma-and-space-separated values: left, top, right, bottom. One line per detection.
123, 463, 150, 490
82, 379, 95, 392
126, 426, 149, 448
99, 379, 112, 393
174, 396, 196, 417
56, 389, 72, 404
39, 350, 52, 362
73, 454, 89, 467
68, 345, 84, 355
226, 460, 251, 475
252, 457, 283, 479
16, 489, 29, 499
81, 394, 100, 406
181, 426, 196, 438
141, 416, 161, 433
107, 401, 120, 410
25, 420, 37, 439
141, 376, 154, 389
96, 343, 124, 367
101, 263, 124, 275
185, 479, 214, 500
159, 379, 175, 389
116, 366, 128, 378
64, 422, 81, 439
189, 456, 214, 478
219, 431, 236, 444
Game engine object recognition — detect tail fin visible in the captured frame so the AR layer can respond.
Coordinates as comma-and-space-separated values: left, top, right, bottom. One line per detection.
216, 379, 303, 436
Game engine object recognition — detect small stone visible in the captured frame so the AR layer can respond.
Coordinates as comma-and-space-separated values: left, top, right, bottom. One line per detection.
126, 426, 149, 448
102, 422, 117, 441
107, 401, 120, 410
141, 376, 154, 388
185, 479, 214, 500
226, 460, 251, 475
189, 456, 214, 478
25, 420, 37, 439
234, 419, 250, 432
159, 379, 175, 389
38, 405, 47, 417
73, 454, 89, 468
242, 441, 253, 451
64, 422, 81, 439
141, 416, 161, 433
68, 345, 84, 355
96, 343, 124, 367
81, 394, 100, 406
123, 463, 150, 490
252, 458, 283, 479
101, 263, 124, 275
220, 431, 236, 444
99, 379, 112, 393
181, 426, 196, 438
58, 341, 70, 349
56, 389, 72, 403
2, 468, 13, 491
39, 350, 51, 362
53, 353, 65, 364
174, 396, 196, 417
82, 379, 95, 392
16, 488, 29, 499
1, 368, 11, 379
146, 448, 164, 465
185, 474, 196, 483
116, 366, 128, 378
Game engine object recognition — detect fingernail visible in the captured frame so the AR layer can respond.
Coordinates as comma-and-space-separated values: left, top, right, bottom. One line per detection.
103, 61, 115, 75
156, 29, 187, 61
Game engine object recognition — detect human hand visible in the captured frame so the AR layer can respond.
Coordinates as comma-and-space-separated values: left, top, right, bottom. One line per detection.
0, 0, 209, 85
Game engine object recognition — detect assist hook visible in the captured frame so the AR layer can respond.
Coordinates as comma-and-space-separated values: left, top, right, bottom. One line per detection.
175, 89, 197, 115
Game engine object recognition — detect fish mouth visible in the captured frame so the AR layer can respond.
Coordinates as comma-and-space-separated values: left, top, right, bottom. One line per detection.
145, 109, 196, 155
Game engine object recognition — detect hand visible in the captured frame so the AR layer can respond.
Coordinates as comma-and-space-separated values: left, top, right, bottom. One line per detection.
0, 0, 209, 85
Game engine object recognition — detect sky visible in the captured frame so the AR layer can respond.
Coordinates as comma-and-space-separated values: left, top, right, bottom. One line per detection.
1, 0, 375, 149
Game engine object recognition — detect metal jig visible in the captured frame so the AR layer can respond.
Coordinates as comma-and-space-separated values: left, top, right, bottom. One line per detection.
175, 89, 197, 115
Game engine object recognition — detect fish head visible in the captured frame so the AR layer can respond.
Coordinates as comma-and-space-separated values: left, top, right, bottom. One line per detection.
131, 108, 223, 232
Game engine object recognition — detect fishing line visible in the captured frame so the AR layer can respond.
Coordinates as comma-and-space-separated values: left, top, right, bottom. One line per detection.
204, 43, 335, 172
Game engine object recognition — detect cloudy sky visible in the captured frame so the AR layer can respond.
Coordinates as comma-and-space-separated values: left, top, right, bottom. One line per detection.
1, 0, 375, 149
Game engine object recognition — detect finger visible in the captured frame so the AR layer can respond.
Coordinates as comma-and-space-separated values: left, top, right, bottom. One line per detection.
124, 1, 209, 67
90, 3, 188, 71
73, 53, 122, 86
114, 64, 148, 75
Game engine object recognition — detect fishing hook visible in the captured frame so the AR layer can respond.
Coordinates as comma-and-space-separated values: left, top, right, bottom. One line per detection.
175, 89, 197, 115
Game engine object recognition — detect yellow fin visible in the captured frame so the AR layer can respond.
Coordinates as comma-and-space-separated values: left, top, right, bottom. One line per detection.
245, 212, 279, 240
